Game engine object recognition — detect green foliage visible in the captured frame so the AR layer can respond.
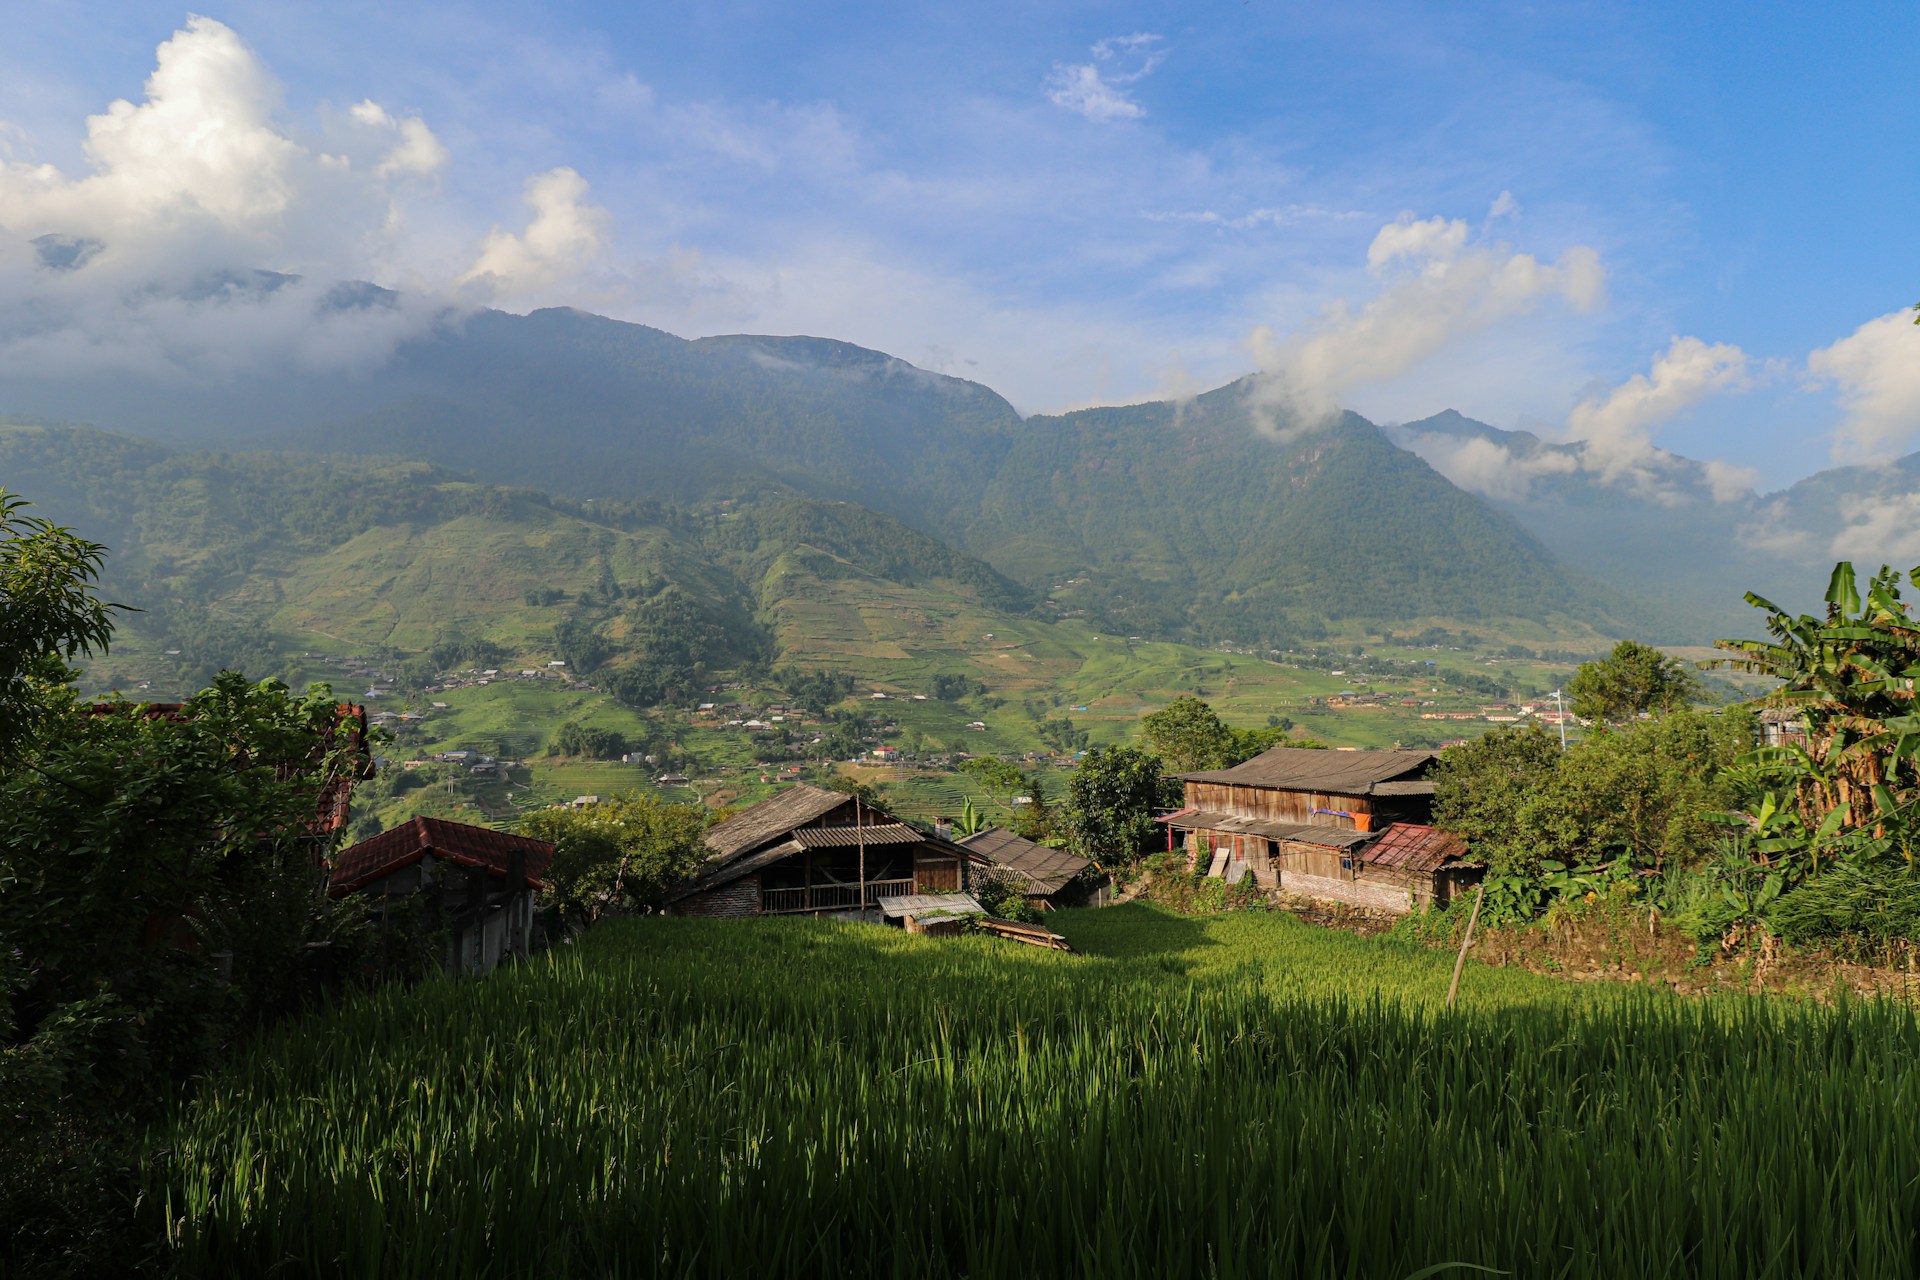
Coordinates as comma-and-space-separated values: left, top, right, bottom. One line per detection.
930, 673, 983, 702
1064, 745, 1178, 862
1139, 695, 1292, 772
1435, 711, 1751, 884
1037, 715, 1089, 753
971, 868, 1043, 923
1708, 562, 1920, 873
959, 756, 1025, 800
781, 667, 855, 715
551, 720, 628, 760
1566, 639, 1702, 724
518, 795, 710, 923
1765, 859, 1920, 954
0, 489, 124, 756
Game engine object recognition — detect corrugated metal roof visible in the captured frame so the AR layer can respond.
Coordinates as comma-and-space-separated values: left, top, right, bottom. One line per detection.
1361, 823, 1472, 873
329, 816, 554, 897
702, 784, 849, 861
957, 827, 1090, 895
877, 893, 985, 919
1179, 746, 1438, 795
1371, 779, 1438, 797
791, 823, 924, 848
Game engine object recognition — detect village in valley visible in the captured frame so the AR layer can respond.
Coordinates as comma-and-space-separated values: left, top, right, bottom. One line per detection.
6, 5, 1919, 1276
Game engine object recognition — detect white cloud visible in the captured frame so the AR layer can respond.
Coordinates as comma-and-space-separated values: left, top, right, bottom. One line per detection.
1244, 212, 1607, 431
1809, 310, 1920, 462
459, 167, 610, 297
1564, 335, 1752, 493
1829, 492, 1920, 566
350, 100, 449, 179
1046, 34, 1163, 123
1488, 190, 1519, 220
1396, 431, 1579, 503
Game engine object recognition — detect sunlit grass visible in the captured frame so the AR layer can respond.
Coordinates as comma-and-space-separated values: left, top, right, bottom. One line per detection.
148, 905, 1920, 1276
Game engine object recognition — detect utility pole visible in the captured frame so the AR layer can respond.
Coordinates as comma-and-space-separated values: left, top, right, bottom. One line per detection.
1552, 688, 1568, 751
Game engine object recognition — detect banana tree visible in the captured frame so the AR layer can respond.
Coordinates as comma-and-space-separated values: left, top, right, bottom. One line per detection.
1709, 562, 1920, 871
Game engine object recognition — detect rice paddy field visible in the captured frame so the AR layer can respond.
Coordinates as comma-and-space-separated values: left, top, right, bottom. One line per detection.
148, 906, 1920, 1278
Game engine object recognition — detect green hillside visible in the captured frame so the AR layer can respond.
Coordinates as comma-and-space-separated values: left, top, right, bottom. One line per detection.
2, 421, 1615, 830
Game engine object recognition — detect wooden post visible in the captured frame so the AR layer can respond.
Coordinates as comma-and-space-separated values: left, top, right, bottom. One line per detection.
853, 793, 866, 915
1445, 883, 1486, 1009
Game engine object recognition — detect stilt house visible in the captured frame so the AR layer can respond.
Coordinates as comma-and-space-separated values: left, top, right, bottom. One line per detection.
329, 816, 554, 974
1166, 746, 1479, 913
667, 783, 985, 917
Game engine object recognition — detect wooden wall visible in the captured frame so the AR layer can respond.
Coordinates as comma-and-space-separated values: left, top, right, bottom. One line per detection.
914, 851, 962, 893
1185, 781, 1374, 826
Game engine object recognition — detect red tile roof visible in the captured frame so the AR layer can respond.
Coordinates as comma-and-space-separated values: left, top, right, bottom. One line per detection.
329, 816, 555, 897
1360, 823, 1472, 874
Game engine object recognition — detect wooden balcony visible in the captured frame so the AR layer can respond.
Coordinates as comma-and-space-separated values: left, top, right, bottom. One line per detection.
760, 878, 916, 914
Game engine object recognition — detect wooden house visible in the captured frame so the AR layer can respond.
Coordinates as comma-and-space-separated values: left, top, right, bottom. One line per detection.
955, 827, 1105, 910
1167, 746, 1478, 914
666, 783, 986, 918
329, 816, 554, 974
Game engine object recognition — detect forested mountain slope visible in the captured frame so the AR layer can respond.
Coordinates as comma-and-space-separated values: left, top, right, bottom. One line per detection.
0, 302, 1638, 644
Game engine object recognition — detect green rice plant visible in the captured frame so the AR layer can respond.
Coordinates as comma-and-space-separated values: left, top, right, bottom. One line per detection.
146, 906, 1920, 1278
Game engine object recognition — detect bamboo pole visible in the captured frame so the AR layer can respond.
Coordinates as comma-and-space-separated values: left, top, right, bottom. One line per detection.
1445, 883, 1486, 1010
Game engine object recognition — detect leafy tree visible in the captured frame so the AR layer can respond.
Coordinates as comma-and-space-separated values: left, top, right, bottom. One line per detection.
1433, 724, 1565, 875
0, 490, 123, 756
1064, 746, 1178, 862
519, 794, 709, 923
782, 668, 855, 715
551, 721, 627, 759
930, 673, 980, 701
1038, 715, 1089, 753
960, 756, 1025, 802
823, 774, 887, 806
1567, 639, 1702, 724
1140, 695, 1293, 771
552, 617, 616, 674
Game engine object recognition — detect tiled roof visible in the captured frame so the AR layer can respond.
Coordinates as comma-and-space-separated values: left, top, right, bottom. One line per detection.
958, 827, 1091, 895
1179, 746, 1438, 795
1360, 823, 1472, 873
329, 816, 554, 897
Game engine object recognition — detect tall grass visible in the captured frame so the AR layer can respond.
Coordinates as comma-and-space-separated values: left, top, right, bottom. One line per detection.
149, 906, 1920, 1277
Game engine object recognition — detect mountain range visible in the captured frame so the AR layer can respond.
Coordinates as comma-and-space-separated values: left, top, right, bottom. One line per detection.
6, 297, 1914, 650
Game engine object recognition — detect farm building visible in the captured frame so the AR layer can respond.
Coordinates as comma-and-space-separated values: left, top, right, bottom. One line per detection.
330, 816, 554, 974
956, 827, 1105, 910
667, 783, 987, 918
877, 892, 986, 936
1165, 746, 1479, 913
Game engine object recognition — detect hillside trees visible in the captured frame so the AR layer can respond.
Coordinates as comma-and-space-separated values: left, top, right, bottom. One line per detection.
1567, 639, 1702, 724
1139, 695, 1292, 772
518, 795, 709, 924
1064, 746, 1179, 861
0, 490, 122, 754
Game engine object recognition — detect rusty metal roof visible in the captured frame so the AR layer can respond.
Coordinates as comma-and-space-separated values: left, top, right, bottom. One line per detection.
329, 816, 554, 897
1179, 746, 1438, 795
1360, 823, 1472, 873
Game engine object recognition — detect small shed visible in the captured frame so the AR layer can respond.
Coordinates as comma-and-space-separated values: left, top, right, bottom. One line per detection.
330, 816, 554, 974
956, 828, 1104, 909
877, 892, 986, 936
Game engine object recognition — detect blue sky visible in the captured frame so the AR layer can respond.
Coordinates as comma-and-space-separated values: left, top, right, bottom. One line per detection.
1, 2, 1916, 494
